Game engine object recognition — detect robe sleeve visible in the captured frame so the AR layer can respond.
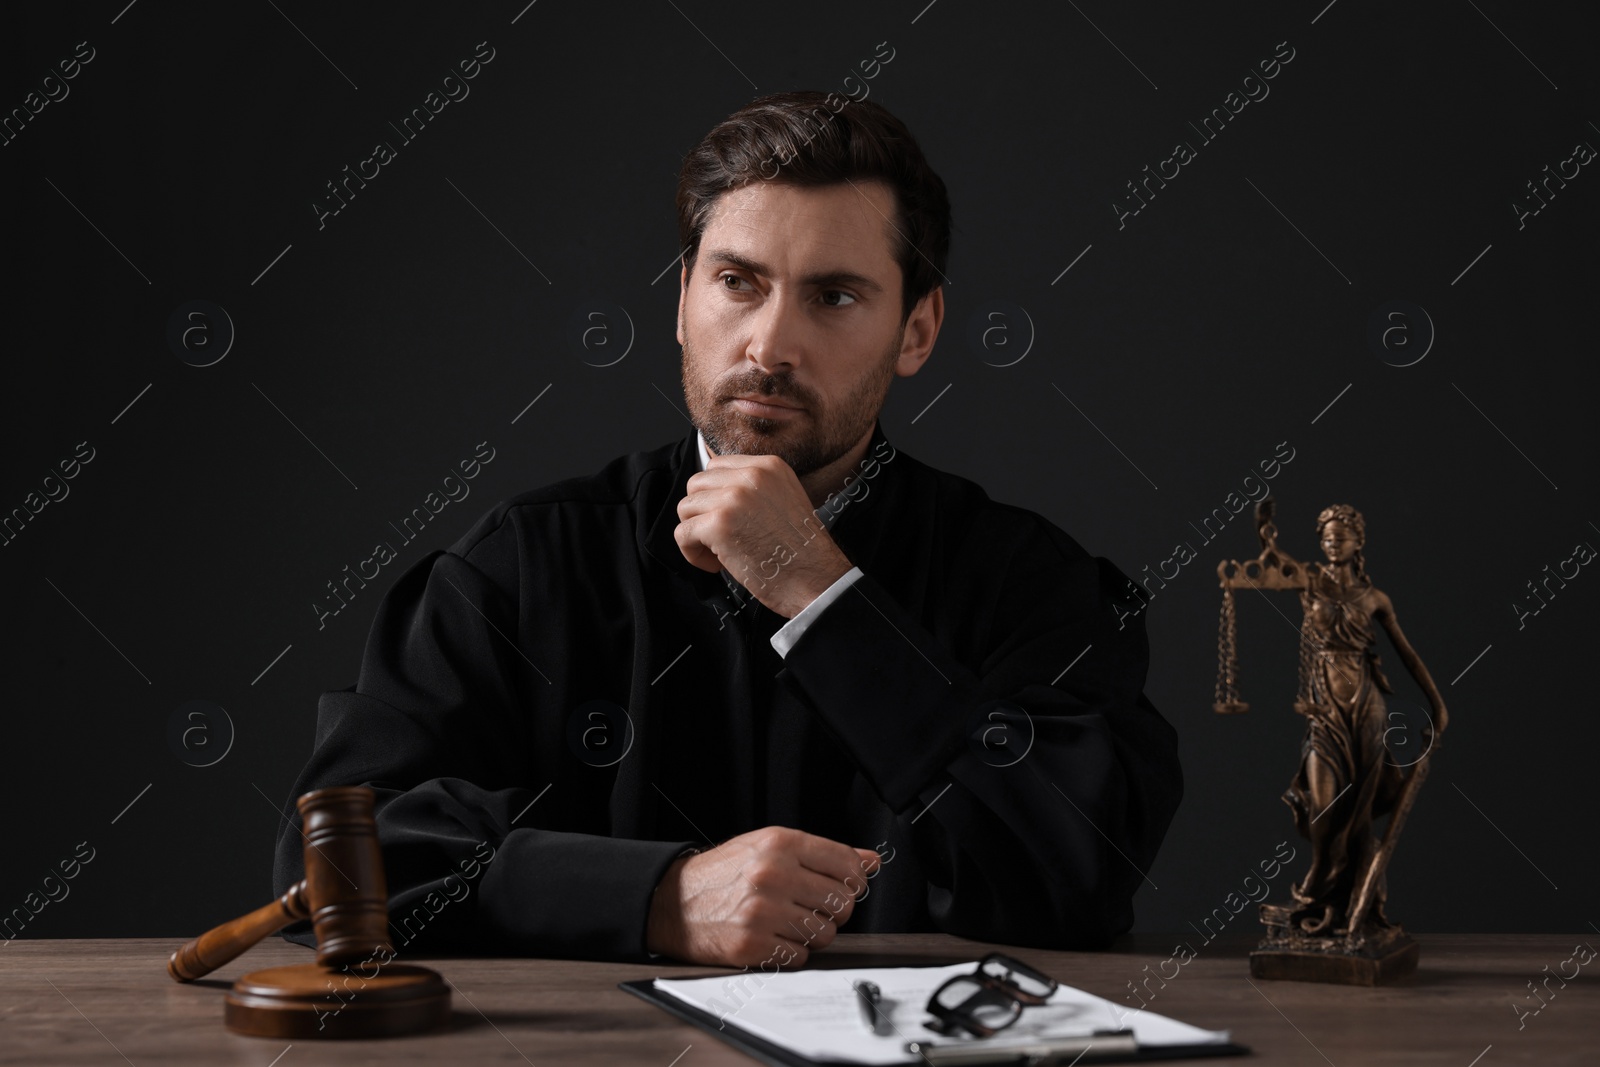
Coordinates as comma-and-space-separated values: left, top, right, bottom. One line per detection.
271, 547, 700, 962
777, 520, 1181, 949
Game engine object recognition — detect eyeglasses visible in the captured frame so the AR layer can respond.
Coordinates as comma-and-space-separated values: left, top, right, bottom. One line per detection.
924, 952, 1059, 1038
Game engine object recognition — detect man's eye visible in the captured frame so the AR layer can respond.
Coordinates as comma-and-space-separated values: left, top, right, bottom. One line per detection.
821, 290, 857, 307
719, 273, 750, 291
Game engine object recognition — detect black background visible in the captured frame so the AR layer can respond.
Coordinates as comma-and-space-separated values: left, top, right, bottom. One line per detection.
3, 0, 1595, 942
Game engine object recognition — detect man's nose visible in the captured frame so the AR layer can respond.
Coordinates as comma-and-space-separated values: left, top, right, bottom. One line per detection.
743, 288, 806, 374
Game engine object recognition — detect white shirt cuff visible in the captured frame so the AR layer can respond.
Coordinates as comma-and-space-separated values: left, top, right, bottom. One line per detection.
770, 567, 863, 659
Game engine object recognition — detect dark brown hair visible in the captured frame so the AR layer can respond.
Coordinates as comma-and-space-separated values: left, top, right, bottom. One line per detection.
675, 90, 952, 325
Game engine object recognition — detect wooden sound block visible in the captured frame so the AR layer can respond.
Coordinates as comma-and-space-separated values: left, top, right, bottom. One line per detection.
224, 963, 451, 1038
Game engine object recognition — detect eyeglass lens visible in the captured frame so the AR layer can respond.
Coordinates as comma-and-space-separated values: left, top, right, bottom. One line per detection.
932, 977, 1022, 1031
978, 955, 1055, 1001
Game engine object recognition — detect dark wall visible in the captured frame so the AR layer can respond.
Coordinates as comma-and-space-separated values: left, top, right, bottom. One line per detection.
3, 0, 1593, 942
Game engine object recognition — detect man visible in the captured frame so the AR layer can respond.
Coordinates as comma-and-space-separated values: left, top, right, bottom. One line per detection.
273, 90, 1182, 968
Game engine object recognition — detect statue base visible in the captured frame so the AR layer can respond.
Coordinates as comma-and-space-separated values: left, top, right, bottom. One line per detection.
1249, 902, 1419, 985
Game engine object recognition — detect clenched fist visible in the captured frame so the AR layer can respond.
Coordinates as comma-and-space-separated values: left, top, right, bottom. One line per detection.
646, 825, 883, 967
675, 453, 854, 619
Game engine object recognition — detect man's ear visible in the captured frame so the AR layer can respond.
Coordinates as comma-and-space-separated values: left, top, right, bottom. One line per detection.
894, 285, 944, 378
676, 261, 689, 346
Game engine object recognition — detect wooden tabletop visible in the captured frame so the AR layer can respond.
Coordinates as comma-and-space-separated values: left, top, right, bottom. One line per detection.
2, 933, 1591, 1065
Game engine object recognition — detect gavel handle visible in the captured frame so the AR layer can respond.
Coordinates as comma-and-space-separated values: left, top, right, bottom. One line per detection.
167, 879, 310, 982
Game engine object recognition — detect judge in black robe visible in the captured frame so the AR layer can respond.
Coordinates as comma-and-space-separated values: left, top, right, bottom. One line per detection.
272, 418, 1182, 962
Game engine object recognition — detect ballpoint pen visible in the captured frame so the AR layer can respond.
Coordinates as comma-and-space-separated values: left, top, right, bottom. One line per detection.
853, 979, 885, 1035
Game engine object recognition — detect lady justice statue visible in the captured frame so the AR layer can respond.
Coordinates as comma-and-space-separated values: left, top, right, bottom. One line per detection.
1214, 498, 1449, 983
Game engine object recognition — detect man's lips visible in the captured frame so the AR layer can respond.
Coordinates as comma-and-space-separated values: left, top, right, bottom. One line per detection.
729, 394, 803, 415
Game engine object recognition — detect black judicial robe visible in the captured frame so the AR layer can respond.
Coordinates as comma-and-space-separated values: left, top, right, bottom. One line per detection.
272, 420, 1182, 962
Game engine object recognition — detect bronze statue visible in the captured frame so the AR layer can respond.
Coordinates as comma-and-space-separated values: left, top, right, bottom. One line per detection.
1214, 498, 1448, 984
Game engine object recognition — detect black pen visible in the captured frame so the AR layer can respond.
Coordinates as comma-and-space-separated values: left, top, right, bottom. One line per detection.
853, 979, 884, 1034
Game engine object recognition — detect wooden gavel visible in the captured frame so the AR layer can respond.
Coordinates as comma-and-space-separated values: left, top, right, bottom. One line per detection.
168, 785, 392, 982
168, 784, 450, 1038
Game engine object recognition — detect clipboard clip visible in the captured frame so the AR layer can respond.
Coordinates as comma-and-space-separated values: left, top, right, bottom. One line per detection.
904, 1028, 1140, 1065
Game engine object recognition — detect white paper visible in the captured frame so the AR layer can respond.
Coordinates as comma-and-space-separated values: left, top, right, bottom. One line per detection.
653, 961, 1231, 1065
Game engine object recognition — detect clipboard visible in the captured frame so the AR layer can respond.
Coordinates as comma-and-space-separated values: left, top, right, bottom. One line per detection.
620, 976, 1251, 1066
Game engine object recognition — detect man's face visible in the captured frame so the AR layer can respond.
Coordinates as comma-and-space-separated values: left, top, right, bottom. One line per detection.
677, 179, 924, 478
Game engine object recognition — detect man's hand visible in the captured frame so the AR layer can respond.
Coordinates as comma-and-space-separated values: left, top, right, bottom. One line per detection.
675, 453, 853, 619
645, 826, 883, 967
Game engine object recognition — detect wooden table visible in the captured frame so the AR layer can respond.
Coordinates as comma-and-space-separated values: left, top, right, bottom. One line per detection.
3, 933, 1591, 1064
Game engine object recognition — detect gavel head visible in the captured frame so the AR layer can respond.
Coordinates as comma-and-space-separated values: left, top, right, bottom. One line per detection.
297, 786, 393, 968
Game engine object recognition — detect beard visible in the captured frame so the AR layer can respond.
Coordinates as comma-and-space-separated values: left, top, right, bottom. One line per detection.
680, 325, 902, 478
